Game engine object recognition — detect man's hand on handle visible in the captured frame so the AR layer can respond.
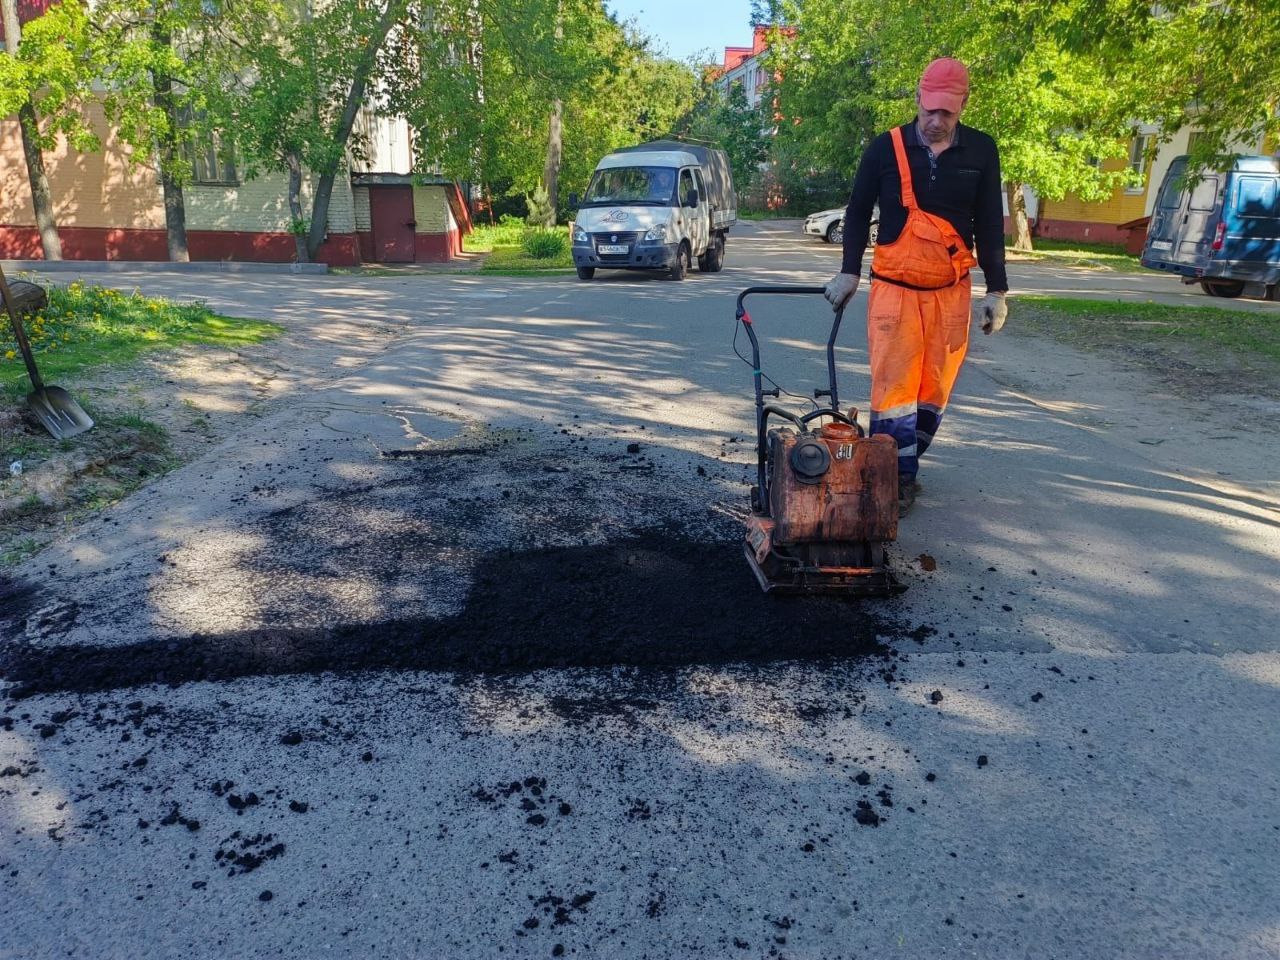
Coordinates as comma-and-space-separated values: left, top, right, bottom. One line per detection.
975, 291, 1007, 334
824, 273, 860, 311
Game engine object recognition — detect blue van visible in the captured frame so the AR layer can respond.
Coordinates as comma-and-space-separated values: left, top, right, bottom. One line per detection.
1142, 154, 1280, 299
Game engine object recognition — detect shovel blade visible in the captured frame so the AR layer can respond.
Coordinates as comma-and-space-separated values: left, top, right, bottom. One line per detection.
26, 386, 94, 440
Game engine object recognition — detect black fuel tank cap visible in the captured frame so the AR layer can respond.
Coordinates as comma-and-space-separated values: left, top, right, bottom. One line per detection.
789, 438, 831, 484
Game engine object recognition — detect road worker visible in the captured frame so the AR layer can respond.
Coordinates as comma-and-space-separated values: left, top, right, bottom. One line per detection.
824, 57, 1008, 515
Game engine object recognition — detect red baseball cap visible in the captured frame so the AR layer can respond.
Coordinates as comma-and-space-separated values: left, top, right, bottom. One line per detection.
919, 58, 969, 113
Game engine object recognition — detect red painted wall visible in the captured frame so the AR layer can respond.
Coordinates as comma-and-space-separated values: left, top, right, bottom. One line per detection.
1000, 214, 1140, 249
0, 226, 361, 266
413, 226, 460, 263
1033, 219, 1130, 246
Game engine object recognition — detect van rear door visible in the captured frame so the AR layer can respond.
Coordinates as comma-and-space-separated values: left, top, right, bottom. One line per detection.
1144, 157, 1222, 273
1211, 169, 1280, 283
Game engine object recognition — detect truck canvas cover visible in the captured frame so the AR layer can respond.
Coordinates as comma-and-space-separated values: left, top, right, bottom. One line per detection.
613, 140, 737, 230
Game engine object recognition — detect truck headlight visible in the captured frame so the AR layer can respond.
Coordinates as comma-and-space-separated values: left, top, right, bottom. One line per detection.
572, 225, 589, 243
643, 224, 667, 242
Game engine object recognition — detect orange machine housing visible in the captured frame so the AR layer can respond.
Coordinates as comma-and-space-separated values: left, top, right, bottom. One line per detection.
769, 425, 898, 544
744, 421, 900, 594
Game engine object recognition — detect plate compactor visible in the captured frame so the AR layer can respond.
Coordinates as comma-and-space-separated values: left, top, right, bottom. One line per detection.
736, 286, 903, 597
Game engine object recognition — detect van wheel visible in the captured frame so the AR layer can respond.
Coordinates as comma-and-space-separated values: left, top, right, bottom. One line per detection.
1201, 279, 1244, 298
668, 243, 689, 281
708, 235, 725, 272
698, 236, 725, 272
576, 266, 595, 280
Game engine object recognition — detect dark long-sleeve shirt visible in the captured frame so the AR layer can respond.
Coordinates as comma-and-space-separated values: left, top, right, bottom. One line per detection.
841, 121, 1008, 293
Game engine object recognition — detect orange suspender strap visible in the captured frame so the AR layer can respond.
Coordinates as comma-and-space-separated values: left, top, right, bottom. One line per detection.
889, 126, 917, 211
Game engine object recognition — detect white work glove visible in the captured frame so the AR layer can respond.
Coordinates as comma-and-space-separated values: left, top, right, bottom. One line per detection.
824, 273, 860, 311
975, 291, 1008, 335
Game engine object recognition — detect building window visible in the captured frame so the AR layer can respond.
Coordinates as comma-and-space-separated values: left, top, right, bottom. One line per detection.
1124, 134, 1152, 194
179, 108, 239, 185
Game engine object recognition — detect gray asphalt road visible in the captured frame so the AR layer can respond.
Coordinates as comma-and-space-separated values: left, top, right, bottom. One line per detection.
2, 222, 1278, 959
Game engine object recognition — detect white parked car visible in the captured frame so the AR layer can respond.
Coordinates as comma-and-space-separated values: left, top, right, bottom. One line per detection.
803, 206, 879, 246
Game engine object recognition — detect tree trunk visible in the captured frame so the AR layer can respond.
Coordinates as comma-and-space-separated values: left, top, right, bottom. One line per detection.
306, 0, 407, 261
286, 151, 309, 263
537, 4, 564, 228
538, 98, 562, 227
150, 25, 190, 262
2, 0, 62, 260
17, 103, 62, 260
1008, 181, 1033, 252
159, 171, 189, 262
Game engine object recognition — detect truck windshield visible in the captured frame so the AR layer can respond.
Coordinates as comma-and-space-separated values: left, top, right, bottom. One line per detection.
582, 166, 675, 205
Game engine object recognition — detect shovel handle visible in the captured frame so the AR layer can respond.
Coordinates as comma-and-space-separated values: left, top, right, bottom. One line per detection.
0, 262, 44, 392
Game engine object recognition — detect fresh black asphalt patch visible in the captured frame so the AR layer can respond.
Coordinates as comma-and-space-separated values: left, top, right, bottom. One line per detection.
0, 531, 905, 698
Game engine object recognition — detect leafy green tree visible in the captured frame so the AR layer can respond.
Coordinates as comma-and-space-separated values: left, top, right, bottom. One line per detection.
398, 0, 693, 224
768, 0, 1147, 249
86, 0, 253, 261
672, 76, 768, 202
0, 0, 100, 258
211, 0, 409, 261
1019, 0, 1280, 176
558, 37, 698, 211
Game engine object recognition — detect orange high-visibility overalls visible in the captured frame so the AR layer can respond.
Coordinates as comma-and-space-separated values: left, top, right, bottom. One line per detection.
866, 126, 977, 479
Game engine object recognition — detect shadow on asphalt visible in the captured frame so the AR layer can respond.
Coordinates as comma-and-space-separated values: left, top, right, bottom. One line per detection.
1, 532, 905, 698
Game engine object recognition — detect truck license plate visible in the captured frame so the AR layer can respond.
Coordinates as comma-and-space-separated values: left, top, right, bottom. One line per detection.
597, 244, 629, 254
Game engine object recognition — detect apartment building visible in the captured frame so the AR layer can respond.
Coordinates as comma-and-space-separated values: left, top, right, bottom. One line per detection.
0, 2, 470, 265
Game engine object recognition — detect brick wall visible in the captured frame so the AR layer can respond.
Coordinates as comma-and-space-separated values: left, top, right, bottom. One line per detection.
0, 106, 165, 230
1048, 158, 1150, 226
353, 187, 372, 231
412, 186, 449, 232
186, 170, 355, 234
2, 105, 357, 261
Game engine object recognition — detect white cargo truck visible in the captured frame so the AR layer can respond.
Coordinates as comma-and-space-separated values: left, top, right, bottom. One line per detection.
570, 140, 736, 281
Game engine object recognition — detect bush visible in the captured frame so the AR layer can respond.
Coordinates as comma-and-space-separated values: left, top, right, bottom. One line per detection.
521, 228, 568, 260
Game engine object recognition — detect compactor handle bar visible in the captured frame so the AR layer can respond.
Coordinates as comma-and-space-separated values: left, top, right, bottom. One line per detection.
735, 286, 853, 500
735, 286, 846, 413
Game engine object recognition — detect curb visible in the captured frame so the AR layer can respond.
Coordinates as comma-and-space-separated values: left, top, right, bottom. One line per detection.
1, 259, 329, 276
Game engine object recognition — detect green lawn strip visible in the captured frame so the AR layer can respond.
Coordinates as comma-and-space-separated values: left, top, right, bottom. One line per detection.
1006, 238, 1145, 273
1015, 295, 1280, 369
478, 244, 574, 274
1, 279, 280, 396
464, 220, 530, 254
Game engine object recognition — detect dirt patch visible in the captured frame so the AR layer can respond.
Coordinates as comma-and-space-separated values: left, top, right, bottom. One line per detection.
1, 410, 176, 562
0, 530, 898, 698
1012, 299, 1280, 403
2, 284, 406, 570
0, 341, 301, 565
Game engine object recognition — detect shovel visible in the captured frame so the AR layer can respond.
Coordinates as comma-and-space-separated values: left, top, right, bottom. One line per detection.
0, 263, 94, 439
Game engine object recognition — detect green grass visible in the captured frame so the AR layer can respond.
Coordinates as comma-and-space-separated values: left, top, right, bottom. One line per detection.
1030, 238, 1129, 256
1, 279, 281, 396
463, 218, 574, 274
1016, 295, 1280, 369
1, 536, 41, 567
478, 245, 575, 274
739, 210, 800, 220
464, 218, 532, 254
1007, 238, 1144, 273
